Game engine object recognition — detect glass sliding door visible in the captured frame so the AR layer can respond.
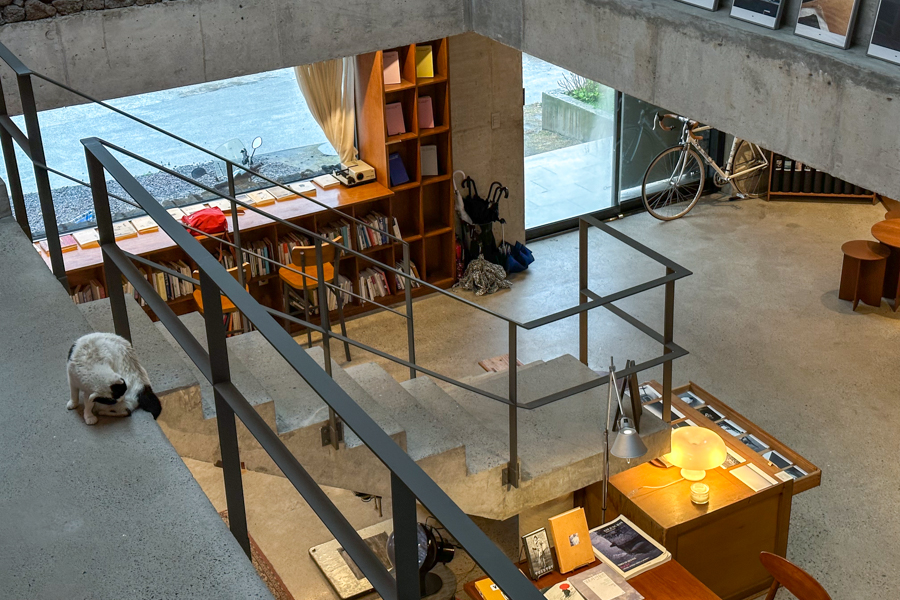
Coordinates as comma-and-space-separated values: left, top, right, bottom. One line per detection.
523, 54, 616, 234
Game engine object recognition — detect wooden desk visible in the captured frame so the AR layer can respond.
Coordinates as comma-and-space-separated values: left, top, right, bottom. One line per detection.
606, 463, 792, 600
463, 558, 721, 600
872, 219, 900, 310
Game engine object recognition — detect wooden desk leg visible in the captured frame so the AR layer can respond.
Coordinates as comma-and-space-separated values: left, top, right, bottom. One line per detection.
860, 259, 887, 307
838, 255, 859, 305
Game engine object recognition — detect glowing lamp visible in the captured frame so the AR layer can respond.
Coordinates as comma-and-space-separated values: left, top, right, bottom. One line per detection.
668, 427, 727, 481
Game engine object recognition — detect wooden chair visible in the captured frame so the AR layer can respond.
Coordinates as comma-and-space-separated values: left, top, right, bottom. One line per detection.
192, 262, 251, 333
278, 236, 351, 361
760, 552, 832, 600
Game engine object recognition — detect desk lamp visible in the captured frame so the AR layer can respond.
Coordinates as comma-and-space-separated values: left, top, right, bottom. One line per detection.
668, 427, 727, 481
602, 360, 648, 523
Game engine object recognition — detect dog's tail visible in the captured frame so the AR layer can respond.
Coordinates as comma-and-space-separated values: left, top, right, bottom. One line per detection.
137, 385, 163, 420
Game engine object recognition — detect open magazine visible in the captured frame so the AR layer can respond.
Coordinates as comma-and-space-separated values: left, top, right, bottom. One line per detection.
588, 516, 670, 580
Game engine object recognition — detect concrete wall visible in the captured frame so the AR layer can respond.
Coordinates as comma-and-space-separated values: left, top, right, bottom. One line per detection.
449, 32, 526, 243
0, 0, 467, 113
473, 0, 900, 199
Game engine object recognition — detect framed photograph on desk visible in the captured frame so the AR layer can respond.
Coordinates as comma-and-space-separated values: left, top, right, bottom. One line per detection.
522, 528, 554, 580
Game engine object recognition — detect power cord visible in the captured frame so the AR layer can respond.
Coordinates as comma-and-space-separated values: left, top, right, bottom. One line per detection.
627, 477, 684, 498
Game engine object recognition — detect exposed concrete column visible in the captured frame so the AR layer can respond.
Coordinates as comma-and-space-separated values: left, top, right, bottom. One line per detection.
450, 33, 526, 244
473, 0, 900, 199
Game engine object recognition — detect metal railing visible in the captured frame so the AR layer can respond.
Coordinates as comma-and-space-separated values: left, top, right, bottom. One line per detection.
83, 135, 546, 600
0, 41, 691, 491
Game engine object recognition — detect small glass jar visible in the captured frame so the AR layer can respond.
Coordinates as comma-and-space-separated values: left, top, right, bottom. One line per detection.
690, 482, 710, 505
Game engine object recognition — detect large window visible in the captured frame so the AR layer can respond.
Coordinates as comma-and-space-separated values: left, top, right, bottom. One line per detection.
1, 68, 339, 238
523, 55, 616, 231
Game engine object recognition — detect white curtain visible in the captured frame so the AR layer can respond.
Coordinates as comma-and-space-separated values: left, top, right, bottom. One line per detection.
294, 58, 357, 165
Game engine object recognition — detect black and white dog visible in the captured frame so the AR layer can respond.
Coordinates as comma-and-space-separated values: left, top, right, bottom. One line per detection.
66, 332, 163, 425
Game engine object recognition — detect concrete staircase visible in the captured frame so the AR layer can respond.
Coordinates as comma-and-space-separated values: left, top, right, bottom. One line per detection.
0, 219, 272, 599
83, 302, 670, 522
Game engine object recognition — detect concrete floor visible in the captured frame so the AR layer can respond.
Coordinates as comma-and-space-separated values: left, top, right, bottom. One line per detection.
317, 194, 900, 599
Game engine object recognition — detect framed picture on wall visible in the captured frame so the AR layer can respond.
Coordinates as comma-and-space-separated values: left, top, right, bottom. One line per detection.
522, 528, 554, 580
731, 0, 786, 29
675, 0, 719, 10
794, 0, 863, 48
868, 0, 900, 65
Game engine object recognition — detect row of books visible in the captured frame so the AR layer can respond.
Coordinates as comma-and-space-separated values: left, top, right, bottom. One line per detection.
244, 239, 276, 278
357, 212, 394, 249
359, 267, 392, 302
71, 279, 107, 305
289, 274, 353, 316
771, 155, 871, 196
320, 219, 351, 245
394, 261, 421, 291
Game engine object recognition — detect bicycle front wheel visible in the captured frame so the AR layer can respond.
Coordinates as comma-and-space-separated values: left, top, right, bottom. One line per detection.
731, 141, 769, 198
642, 146, 706, 220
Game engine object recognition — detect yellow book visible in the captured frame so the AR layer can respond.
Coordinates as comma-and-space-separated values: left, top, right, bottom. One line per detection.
113, 221, 138, 241
312, 174, 341, 190
415, 45, 434, 78
130, 215, 159, 234
474, 579, 508, 600
547, 507, 593, 574
72, 228, 100, 249
247, 189, 276, 206
167, 207, 186, 220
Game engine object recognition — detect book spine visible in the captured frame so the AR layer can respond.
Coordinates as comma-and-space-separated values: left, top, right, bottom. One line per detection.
812, 169, 824, 194
782, 160, 793, 194
833, 179, 845, 194
772, 156, 783, 193
791, 162, 803, 193
822, 173, 834, 194
802, 165, 813, 194
852, 184, 863, 195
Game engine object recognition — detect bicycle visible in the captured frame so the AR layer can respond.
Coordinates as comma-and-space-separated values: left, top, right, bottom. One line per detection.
641, 113, 769, 220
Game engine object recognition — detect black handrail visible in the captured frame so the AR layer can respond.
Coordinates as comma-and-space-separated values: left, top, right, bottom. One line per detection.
83, 136, 545, 600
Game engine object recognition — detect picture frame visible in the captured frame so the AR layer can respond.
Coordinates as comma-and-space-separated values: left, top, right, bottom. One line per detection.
868, 0, 900, 66
730, 0, 786, 30
522, 527, 554, 580
794, 0, 863, 49
675, 0, 719, 11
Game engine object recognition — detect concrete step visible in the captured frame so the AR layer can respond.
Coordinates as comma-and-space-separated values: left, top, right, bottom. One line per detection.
0, 220, 271, 598
456, 359, 546, 388
305, 346, 404, 449
402, 376, 508, 476
227, 331, 330, 435
78, 296, 198, 395
155, 311, 272, 418
444, 354, 612, 479
344, 362, 464, 461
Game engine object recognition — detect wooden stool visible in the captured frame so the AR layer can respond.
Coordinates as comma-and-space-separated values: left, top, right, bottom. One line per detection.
885, 210, 900, 220
839, 241, 889, 310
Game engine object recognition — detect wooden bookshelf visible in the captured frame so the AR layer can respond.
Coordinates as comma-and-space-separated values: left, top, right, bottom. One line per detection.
766, 151, 877, 204
39, 180, 443, 330
355, 37, 456, 290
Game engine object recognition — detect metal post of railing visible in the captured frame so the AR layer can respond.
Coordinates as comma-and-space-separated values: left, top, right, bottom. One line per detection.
225, 163, 247, 332
85, 149, 131, 342
579, 218, 589, 365
317, 238, 342, 450
199, 267, 251, 559
662, 267, 675, 422
505, 322, 520, 488
18, 73, 67, 290
0, 79, 29, 237
402, 243, 416, 379
391, 472, 421, 600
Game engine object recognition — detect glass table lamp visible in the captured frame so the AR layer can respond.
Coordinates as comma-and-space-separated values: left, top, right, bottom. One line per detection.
668, 427, 727, 481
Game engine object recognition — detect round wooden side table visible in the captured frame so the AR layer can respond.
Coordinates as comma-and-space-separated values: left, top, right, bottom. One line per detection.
885, 210, 900, 220
872, 220, 900, 311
